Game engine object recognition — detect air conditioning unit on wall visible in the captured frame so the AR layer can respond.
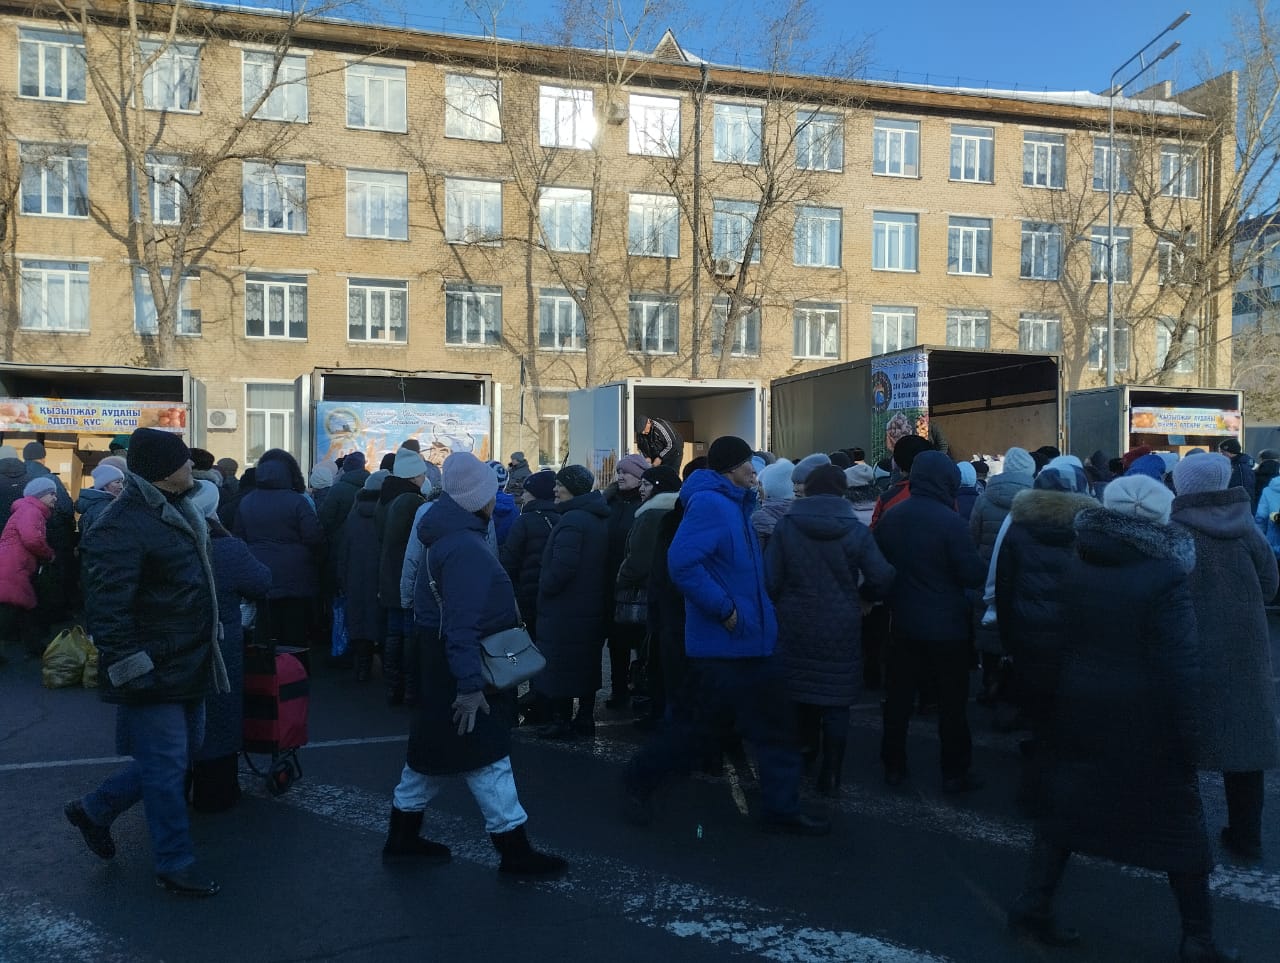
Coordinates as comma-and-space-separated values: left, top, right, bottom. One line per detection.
206, 408, 237, 430
713, 258, 738, 277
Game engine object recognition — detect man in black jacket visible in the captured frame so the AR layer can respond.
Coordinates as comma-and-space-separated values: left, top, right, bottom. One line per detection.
1218, 438, 1256, 505
65, 428, 226, 897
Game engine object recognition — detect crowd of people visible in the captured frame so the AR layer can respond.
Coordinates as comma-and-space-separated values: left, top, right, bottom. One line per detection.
0, 424, 1274, 961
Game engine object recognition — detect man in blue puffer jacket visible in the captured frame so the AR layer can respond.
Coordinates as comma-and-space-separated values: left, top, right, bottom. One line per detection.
623, 436, 829, 836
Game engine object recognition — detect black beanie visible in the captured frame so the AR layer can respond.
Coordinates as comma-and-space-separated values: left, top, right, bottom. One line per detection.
641, 465, 682, 495
707, 435, 753, 473
892, 434, 932, 472
523, 468, 557, 501
127, 428, 191, 483
556, 464, 595, 497
827, 451, 852, 470
805, 463, 848, 497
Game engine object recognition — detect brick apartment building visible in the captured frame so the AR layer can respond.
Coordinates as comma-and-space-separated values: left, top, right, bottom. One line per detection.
0, 1, 1235, 475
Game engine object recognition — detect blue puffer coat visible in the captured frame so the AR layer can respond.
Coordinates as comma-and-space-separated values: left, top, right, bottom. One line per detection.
1254, 474, 1280, 556
669, 469, 776, 659
233, 457, 325, 598
75, 487, 117, 537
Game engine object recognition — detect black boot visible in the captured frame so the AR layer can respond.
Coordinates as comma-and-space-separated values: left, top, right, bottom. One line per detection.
381, 808, 451, 863
816, 736, 847, 798
354, 639, 374, 683
1008, 837, 1079, 946
490, 824, 568, 878
383, 634, 404, 705
1171, 871, 1239, 962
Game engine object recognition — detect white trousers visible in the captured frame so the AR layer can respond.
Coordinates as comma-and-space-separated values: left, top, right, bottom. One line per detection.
392, 756, 528, 834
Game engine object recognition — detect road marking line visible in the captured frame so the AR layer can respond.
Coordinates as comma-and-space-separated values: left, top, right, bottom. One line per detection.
0, 890, 139, 963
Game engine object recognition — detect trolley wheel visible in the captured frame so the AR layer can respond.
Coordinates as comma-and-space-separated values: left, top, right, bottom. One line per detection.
267, 758, 294, 796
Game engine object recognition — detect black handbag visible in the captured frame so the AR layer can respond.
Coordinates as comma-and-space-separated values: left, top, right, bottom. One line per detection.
613, 585, 648, 624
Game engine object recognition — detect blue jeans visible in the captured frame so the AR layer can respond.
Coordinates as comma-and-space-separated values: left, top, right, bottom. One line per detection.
82, 702, 205, 874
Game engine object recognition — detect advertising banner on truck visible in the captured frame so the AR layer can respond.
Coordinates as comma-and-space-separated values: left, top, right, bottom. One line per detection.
315, 401, 491, 466
870, 351, 930, 463
1129, 406, 1242, 437
0, 398, 187, 434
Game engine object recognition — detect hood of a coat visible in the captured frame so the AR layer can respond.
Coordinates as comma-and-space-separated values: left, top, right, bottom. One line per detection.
0, 457, 26, 481
1268, 474, 1280, 494
339, 468, 369, 489
15, 494, 52, 520
379, 474, 422, 505
783, 494, 857, 540
75, 488, 114, 513
354, 488, 379, 517
635, 491, 679, 517
982, 472, 1032, 509
417, 492, 488, 547
907, 451, 959, 506
1074, 506, 1196, 573
680, 467, 757, 514
1009, 489, 1098, 542
254, 458, 295, 491
558, 489, 610, 519
1171, 487, 1257, 540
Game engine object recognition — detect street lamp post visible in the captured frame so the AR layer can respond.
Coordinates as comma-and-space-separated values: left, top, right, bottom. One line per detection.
1104, 11, 1190, 386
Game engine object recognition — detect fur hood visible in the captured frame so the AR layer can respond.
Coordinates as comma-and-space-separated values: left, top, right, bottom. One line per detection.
1009, 489, 1098, 533
634, 491, 679, 517
1074, 506, 1196, 574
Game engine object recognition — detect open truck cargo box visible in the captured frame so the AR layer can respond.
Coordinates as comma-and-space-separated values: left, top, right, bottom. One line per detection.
1066, 385, 1244, 460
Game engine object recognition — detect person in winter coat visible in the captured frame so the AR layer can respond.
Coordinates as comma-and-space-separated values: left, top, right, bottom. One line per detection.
1253, 470, 1280, 561
217, 465, 255, 530
67, 429, 227, 897
534, 465, 610, 738
0, 477, 57, 656
1172, 453, 1279, 863
499, 469, 559, 638
378, 447, 430, 705
317, 451, 368, 540
397, 462, 443, 614
1218, 438, 1255, 505
0, 445, 30, 525
954, 461, 980, 521
790, 453, 830, 498
874, 450, 986, 793
505, 451, 532, 494
233, 449, 325, 659
870, 435, 933, 527
636, 416, 683, 471
186, 481, 271, 814
22, 442, 75, 619
488, 461, 518, 545
765, 464, 894, 797
338, 475, 387, 683
843, 463, 879, 527
308, 463, 335, 515
382, 451, 567, 879
753, 459, 795, 548
76, 464, 125, 538
603, 453, 649, 708
1252, 457, 1279, 516
1008, 474, 1235, 962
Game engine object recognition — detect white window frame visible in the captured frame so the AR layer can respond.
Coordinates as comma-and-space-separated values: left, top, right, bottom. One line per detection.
347, 278, 408, 343
1160, 145, 1200, 198
19, 143, 88, 218
346, 169, 409, 240
444, 74, 501, 142
950, 124, 994, 183
712, 199, 760, 265
245, 273, 308, 340
713, 102, 762, 165
20, 259, 89, 332
711, 297, 761, 358
19, 28, 86, 102
445, 284, 502, 347
1088, 321, 1130, 372
870, 305, 916, 357
945, 308, 990, 348
134, 269, 200, 336
346, 62, 407, 133
539, 85, 595, 149
1156, 316, 1196, 374
539, 412, 569, 468
1019, 312, 1061, 352
144, 153, 198, 226
794, 205, 842, 268
628, 294, 679, 354
1090, 227, 1132, 283
794, 303, 841, 360
947, 216, 993, 276
872, 211, 918, 272
243, 161, 307, 233
538, 186, 592, 253
444, 177, 502, 245
1022, 131, 1065, 189
245, 382, 294, 467
1158, 236, 1197, 285
627, 192, 679, 257
795, 110, 842, 172
537, 288, 586, 351
1020, 222, 1061, 281
242, 50, 308, 123
628, 94, 680, 157
141, 41, 200, 112
1092, 138, 1134, 193
873, 118, 919, 177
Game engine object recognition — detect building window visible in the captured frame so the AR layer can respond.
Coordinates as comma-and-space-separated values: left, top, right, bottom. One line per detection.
144, 153, 198, 225
948, 216, 993, 276
872, 211, 918, 272
142, 41, 200, 112
1019, 312, 1061, 352
538, 186, 592, 253
1088, 321, 1130, 372
1092, 138, 1133, 193
873, 118, 919, 177
245, 383, 294, 466
19, 28, 86, 102
348, 279, 407, 343
445, 178, 502, 244
946, 309, 990, 348
1022, 131, 1065, 189
796, 110, 842, 171
1158, 236, 1197, 285
711, 298, 761, 357
538, 406, 569, 468
539, 85, 594, 149
538, 289, 586, 351
346, 62, 407, 132
1020, 222, 1061, 280
794, 206, 842, 268
628, 295, 679, 354
627, 192, 679, 257
445, 284, 502, 346
1160, 145, 1200, 198
950, 124, 994, 183
794, 303, 840, 359
1156, 316, 1196, 373
712, 199, 760, 265
242, 50, 308, 122
445, 74, 501, 142
714, 102, 762, 164
870, 305, 916, 356
346, 169, 408, 240
20, 260, 89, 332
245, 274, 307, 339
1090, 227, 1132, 283
135, 269, 200, 336
19, 143, 88, 217
628, 94, 680, 156
243, 161, 307, 233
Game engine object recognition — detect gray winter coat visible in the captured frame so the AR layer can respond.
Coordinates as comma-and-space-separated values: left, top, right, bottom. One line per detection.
969, 471, 1033, 564
751, 499, 791, 549
1170, 487, 1280, 772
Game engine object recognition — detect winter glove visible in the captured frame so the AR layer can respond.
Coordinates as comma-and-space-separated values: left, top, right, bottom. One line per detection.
452, 689, 490, 735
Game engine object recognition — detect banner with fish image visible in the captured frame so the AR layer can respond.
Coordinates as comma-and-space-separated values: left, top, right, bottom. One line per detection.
315, 401, 491, 468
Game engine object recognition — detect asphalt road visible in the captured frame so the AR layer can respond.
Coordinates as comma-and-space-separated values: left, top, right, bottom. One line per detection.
2, 623, 1279, 963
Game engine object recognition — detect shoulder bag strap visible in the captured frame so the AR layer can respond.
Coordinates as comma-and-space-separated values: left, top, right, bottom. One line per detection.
423, 547, 444, 640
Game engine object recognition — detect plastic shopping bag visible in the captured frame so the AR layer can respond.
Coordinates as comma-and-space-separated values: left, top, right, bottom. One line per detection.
42, 626, 95, 689
331, 596, 349, 658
